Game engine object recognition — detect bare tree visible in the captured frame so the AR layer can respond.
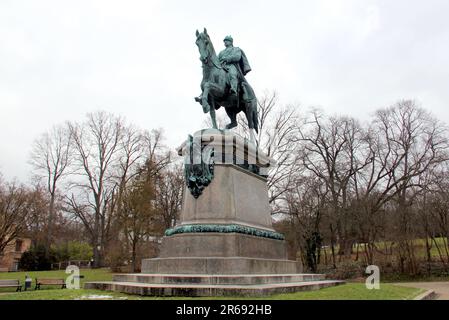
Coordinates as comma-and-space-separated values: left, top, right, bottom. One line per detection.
65, 113, 173, 267
116, 130, 173, 271
353, 100, 449, 269
66, 112, 126, 267
426, 169, 449, 269
106, 123, 147, 247
0, 180, 34, 254
298, 110, 372, 261
155, 163, 184, 229
29, 124, 73, 252
285, 174, 327, 271
22, 185, 50, 247
119, 173, 162, 272
141, 129, 172, 178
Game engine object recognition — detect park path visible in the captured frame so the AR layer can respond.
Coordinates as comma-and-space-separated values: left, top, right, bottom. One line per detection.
394, 282, 449, 300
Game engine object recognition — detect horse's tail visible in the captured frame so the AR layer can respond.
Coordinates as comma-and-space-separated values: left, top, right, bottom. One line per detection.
252, 99, 259, 134
242, 82, 259, 134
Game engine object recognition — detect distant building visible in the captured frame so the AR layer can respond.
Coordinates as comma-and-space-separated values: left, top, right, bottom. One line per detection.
0, 238, 32, 272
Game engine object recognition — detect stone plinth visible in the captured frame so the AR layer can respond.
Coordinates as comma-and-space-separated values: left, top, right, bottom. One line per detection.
157, 233, 287, 259
85, 129, 344, 296
178, 164, 274, 230
141, 129, 299, 275
142, 257, 301, 275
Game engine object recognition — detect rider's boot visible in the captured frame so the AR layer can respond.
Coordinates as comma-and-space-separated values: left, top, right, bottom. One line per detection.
241, 83, 250, 101
229, 82, 238, 103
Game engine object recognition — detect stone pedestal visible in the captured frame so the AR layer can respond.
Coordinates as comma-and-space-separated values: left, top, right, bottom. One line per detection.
141, 129, 301, 274
85, 130, 344, 296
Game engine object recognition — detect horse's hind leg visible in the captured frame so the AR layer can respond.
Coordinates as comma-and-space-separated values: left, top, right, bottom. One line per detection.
245, 100, 258, 144
225, 108, 237, 129
249, 129, 257, 144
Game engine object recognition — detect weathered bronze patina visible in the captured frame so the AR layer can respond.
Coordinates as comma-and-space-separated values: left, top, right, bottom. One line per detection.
184, 134, 214, 198
165, 224, 285, 241
194, 28, 259, 142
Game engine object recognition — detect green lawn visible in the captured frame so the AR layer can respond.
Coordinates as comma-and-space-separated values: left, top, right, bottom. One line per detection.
323, 237, 449, 260
0, 269, 424, 300
267, 283, 424, 300
0, 285, 423, 300
0, 268, 112, 291
0, 289, 136, 300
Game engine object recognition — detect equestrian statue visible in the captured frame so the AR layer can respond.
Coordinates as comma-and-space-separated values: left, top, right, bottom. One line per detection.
194, 28, 259, 143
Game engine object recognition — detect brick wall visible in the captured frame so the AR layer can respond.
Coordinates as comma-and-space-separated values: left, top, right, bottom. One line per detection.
0, 238, 32, 272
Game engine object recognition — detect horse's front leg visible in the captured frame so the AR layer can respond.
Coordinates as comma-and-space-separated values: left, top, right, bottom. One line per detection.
201, 83, 211, 114
195, 80, 205, 104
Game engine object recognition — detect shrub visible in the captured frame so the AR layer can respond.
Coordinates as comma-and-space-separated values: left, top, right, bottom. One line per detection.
18, 244, 56, 271
52, 241, 93, 261
324, 260, 366, 280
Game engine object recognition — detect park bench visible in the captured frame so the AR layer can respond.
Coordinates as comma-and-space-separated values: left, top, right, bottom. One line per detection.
0, 279, 22, 291
35, 278, 66, 290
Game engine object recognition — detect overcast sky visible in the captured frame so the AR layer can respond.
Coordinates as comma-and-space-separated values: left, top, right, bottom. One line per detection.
1, 0, 449, 182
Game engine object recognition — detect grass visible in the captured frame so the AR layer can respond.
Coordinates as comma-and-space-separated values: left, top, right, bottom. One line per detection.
323, 237, 449, 260
382, 273, 449, 283
266, 283, 424, 300
0, 289, 135, 300
0, 269, 425, 300
0, 268, 112, 291
0, 285, 424, 300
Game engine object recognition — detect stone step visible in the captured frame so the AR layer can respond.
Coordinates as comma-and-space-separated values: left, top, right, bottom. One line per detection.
84, 280, 345, 297
112, 273, 325, 285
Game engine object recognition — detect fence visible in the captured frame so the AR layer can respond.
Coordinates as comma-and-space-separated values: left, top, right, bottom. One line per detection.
51, 260, 92, 270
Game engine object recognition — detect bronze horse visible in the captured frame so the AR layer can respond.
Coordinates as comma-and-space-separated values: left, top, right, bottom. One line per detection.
195, 28, 259, 142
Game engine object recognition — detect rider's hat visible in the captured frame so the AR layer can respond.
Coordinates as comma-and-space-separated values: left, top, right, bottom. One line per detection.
223, 35, 233, 43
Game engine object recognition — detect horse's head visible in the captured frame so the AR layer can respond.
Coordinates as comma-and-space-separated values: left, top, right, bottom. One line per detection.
195, 28, 212, 65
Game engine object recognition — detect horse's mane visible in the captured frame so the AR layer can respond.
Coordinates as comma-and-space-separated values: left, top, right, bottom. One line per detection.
197, 32, 221, 69
205, 34, 217, 58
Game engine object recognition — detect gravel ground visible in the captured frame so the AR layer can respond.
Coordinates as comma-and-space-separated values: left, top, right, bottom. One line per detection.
394, 282, 449, 300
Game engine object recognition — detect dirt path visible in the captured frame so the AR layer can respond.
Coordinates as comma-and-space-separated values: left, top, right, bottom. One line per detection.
395, 282, 449, 300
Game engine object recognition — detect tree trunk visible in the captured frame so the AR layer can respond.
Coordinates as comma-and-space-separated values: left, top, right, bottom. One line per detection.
45, 193, 56, 256
425, 236, 432, 275
329, 224, 337, 268
92, 232, 101, 268
131, 239, 138, 273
